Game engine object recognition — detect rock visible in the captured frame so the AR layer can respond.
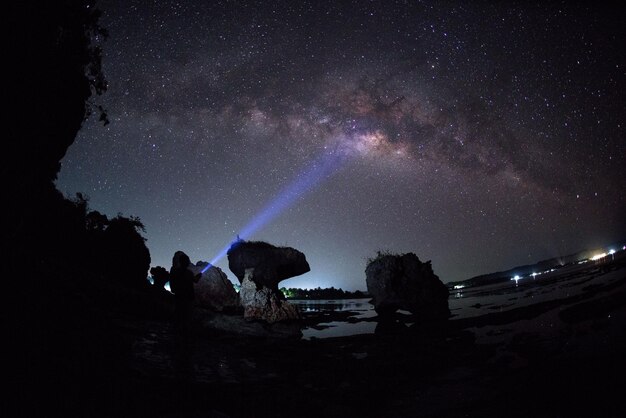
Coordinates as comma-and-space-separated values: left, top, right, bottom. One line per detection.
149, 266, 170, 290
365, 253, 449, 320
188, 262, 240, 312
239, 269, 301, 323
227, 240, 310, 291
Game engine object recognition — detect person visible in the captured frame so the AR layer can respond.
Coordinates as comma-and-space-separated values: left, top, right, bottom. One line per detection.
169, 251, 201, 332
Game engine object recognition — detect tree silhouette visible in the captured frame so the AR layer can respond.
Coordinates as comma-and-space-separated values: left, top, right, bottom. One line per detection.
6, 1, 154, 289
7, 1, 110, 277
7, 0, 108, 190
99, 215, 151, 289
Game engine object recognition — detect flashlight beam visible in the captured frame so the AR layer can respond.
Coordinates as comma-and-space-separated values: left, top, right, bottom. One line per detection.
202, 150, 347, 272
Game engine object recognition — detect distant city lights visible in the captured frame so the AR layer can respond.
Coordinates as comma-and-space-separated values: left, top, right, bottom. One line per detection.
453, 244, 623, 291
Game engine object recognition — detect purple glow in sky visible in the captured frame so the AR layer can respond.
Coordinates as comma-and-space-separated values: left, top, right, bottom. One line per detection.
204, 148, 348, 271
57, 0, 626, 289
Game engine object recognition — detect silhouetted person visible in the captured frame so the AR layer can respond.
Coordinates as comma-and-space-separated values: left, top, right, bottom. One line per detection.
169, 251, 201, 333
169, 251, 201, 415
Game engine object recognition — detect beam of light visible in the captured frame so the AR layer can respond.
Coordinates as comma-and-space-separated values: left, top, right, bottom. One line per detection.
201, 149, 348, 273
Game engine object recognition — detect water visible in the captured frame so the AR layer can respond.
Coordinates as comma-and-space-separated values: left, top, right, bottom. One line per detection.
292, 262, 624, 339
292, 298, 376, 315
290, 298, 377, 339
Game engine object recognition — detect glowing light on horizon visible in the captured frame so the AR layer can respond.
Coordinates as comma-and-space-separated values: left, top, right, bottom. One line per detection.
591, 253, 607, 261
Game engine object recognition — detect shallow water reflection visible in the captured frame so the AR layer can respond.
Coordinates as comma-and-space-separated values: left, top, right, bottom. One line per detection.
291, 298, 375, 315
290, 298, 376, 339
292, 263, 624, 339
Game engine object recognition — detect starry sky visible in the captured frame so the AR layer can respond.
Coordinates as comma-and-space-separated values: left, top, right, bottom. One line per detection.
57, 0, 626, 290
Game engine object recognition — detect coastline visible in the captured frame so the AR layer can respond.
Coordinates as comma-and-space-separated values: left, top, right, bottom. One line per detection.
12, 257, 626, 417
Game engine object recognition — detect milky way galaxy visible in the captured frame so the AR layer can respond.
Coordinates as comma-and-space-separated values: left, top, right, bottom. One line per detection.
57, 0, 626, 289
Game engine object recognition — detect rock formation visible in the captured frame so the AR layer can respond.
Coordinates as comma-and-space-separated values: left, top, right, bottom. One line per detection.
188, 262, 240, 312
149, 266, 170, 290
227, 240, 309, 323
365, 252, 449, 320
239, 268, 301, 323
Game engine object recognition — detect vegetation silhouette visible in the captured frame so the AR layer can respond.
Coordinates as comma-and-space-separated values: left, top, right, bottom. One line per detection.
281, 286, 368, 300
6, 3, 155, 416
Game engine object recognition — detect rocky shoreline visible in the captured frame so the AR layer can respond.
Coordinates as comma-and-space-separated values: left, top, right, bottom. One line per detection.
12, 259, 626, 417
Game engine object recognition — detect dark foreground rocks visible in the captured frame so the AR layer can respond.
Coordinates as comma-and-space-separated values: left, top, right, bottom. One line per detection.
149, 266, 170, 290
198, 309, 302, 339
12, 259, 626, 418
366, 252, 450, 319
227, 240, 309, 323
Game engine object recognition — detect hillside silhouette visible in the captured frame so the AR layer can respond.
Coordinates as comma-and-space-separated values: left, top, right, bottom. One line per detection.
7, 3, 152, 415
448, 239, 626, 289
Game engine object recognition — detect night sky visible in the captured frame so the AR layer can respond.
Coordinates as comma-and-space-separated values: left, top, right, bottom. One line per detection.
57, 0, 626, 290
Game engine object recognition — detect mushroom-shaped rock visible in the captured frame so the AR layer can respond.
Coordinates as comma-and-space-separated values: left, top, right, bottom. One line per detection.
227, 240, 307, 323
365, 253, 449, 320
188, 262, 240, 312
227, 240, 310, 291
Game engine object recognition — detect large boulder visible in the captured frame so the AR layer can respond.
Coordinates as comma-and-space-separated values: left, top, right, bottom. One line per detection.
227, 240, 310, 291
188, 262, 240, 312
365, 253, 449, 320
